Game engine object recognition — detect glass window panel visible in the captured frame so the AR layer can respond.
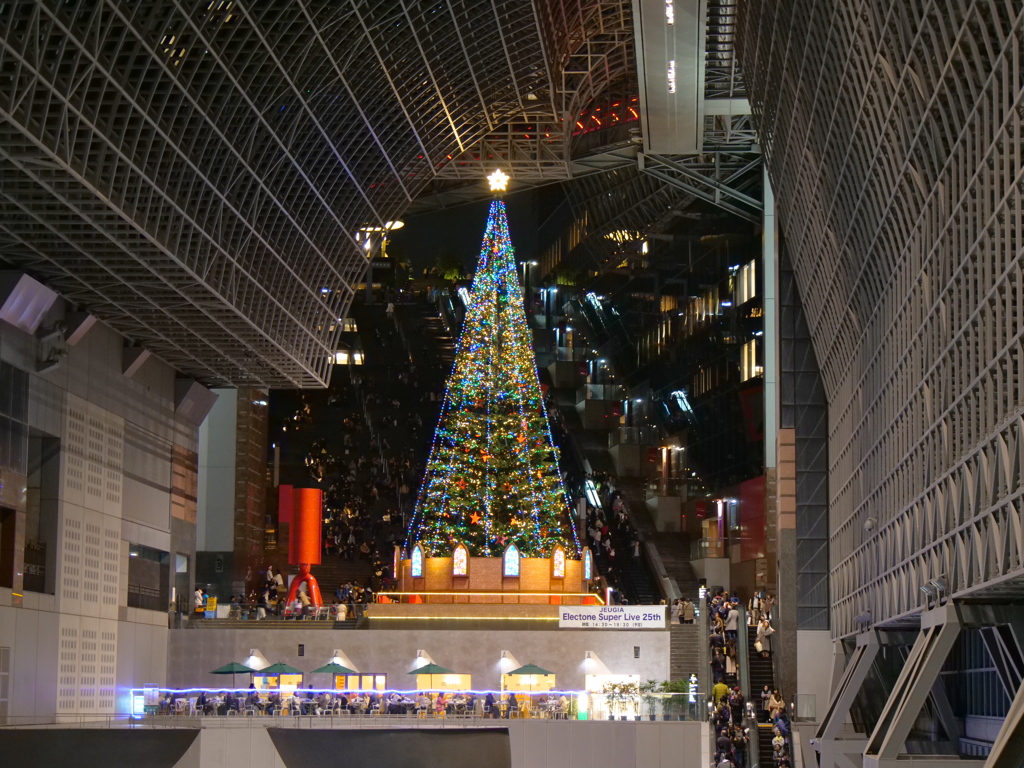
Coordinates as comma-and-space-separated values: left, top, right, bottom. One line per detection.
411, 546, 423, 577
0, 363, 11, 417
9, 420, 26, 475
552, 549, 565, 578
0, 416, 10, 469
503, 545, 520, 577
453, 545, 467, 576
10, 367, 27, 423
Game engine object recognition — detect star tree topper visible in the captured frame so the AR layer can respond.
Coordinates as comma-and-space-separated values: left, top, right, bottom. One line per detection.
487, 168, 509, 193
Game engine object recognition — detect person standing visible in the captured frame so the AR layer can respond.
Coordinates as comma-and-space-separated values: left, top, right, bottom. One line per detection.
725, 602, 740, 641
762, 593, 775, 622
748, 593, 761, 625
193, 587, 205, 615
681, 597, 695, 624
756, 617, 775, 658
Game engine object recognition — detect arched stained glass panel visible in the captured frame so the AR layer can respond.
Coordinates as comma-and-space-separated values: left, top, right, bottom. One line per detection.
453, 544, 468, 576
553, 548, 566, 578
503, 544, 520, 577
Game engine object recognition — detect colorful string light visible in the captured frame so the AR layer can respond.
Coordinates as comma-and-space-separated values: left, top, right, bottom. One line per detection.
406, 200, 581, 560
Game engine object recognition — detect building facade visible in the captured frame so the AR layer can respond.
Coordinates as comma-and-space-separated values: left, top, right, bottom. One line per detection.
739, 0, 1024, 763
0, 275, 211, 720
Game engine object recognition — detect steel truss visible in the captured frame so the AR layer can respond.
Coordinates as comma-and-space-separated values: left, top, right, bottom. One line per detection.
816, 604, 1024, 768
0, 0, 585, 386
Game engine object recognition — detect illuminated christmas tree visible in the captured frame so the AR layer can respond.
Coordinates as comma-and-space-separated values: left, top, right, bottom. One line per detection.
406, 186, 580, 561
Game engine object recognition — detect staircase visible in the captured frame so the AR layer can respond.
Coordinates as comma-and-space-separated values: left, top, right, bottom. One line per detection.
621, 556, 658, 605
670, 623, 703, 681
651, 533, 702, 597
747, 623, 778, 767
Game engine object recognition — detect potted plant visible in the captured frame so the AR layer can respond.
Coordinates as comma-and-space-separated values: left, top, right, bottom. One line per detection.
660, 679, 689, 721
602, 681, 619, 720
619, 681, 639, 720
641, 679, 661, 720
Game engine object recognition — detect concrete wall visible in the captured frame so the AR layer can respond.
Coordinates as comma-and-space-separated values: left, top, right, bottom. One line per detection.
172, 721, 708, 768
691, 557, 730, 591
795, 630, 833, 721
166, 627, 671, 691
197, 389, 237, 553
0, 294, 202, 722
0, 587, 168, 722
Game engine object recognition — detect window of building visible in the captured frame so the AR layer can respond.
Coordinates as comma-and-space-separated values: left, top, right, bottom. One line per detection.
584, 549, 592, 580
0, 362, 29, 475
552, 548, 566, 578
736, 260, 757, 305
410, 545, 423, 578
452, 544, 468, 576
127, 544, 169, 612
503, 544, 520, 577
741, 339, 763, 381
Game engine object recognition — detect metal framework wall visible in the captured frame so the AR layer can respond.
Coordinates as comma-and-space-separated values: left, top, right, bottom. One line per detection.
737, 0, 1024, 637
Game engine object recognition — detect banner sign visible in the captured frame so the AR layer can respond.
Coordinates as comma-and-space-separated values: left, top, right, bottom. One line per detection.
559, 605, 666, 629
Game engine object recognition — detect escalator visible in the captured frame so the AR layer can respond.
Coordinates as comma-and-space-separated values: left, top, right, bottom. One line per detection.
746, 623, 778, 768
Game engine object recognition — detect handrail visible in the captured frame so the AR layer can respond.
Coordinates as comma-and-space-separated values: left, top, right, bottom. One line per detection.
737, 606, 751, 701
746, 706, 762, 768
640, 540, 678, 602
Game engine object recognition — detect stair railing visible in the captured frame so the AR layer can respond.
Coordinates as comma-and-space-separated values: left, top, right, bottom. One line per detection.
745, 702, 762, 768
737, 605, 751, 701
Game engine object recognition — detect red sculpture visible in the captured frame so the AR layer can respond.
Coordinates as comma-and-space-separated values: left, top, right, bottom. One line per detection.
281, 486, 323, 607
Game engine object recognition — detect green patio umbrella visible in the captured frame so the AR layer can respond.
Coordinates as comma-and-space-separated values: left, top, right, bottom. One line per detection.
310, 661, 358, 691
506, 664, 554, 695
506, 664, 553, 676
310, 662, 358, 676
256, 661, 303, 679
408, 662, 455, 690
210, 661, 255, 689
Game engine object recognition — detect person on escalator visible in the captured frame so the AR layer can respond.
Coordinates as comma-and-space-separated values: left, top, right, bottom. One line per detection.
728, 688, 745, 724
715, 729, 733, 764
712, 679, 729, 705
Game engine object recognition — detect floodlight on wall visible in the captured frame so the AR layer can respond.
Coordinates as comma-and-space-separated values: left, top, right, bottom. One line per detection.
36, 320, 67, 342
928, 578, 947, 595
245, 649, 269, 671
919, 584, 936, 598
499, 651, 521, 674
854, 612, 872, 626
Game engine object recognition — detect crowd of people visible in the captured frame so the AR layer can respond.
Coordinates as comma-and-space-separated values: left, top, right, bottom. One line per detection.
158, 686, 568, 719
705, 589, 791, 768
582, 471, 650, 604
253, 308, 445, 616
